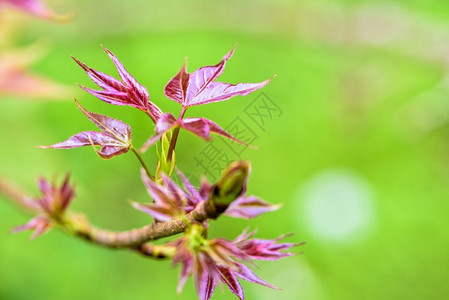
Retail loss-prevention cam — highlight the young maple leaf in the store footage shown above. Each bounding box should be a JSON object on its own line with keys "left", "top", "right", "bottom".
{"left": 141, "top": 46, "right": 271, "bottom": 152}
{"left": 232, "top": 230, "right": 300, "bottom": 261}
{"left": 131, "top": 170, "right": 191, "bottom": 222}
{"left": 73, "top": 46, "right": 163, "bottom": 123}
{"left": 164, "top": 46, "right": 272, "bottom": 108}
{"left": 140, "top": 113, "right": 248, "bottom": 152}
{"left": 170, "top": 225, "right": 299, "bottom": 300}
{"left": 0, "top": 0, "right": 71, "bottom": 22}
{"left": 40, "top": 99, "right": 132, "bottom": 159}
{"left": 12, "top": 174, "right": 75, "bottom": 239}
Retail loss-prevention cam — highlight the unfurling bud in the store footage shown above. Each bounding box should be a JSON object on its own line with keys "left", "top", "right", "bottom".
{"left": 210, "top": 161, "right": 250, "bottom": 214}
{"left": 155, "top": 131, "right": 176, "bottom": 181}
{"left": 12, "top": 174, "right": 75, "bottom": 239}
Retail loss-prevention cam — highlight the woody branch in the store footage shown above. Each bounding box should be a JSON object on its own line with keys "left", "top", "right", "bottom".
{"left": 0, "top": 175, "right": 221, "bottom": 251}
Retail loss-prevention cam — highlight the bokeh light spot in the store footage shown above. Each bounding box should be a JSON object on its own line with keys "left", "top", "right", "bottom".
{"left": 300, "top": 169, "right": 375, "bottom": 242}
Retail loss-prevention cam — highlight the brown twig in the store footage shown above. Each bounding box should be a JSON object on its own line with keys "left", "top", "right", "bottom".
{"left": 0, "top": 176, "right": 35, "bottom": 212}
{"left": 0, "top": 177, "right": 219, "bottom": 252}
{"left": 72, "top": 201, "right": 217, "bottom": 248}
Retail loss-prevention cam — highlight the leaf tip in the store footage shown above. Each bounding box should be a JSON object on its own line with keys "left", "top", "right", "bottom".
{"left": 273, "top": 203, "right": 283, "bottom": 211}
{"left": 129, "top": 200, "right": 139, "bottom": 209}
{"left": 71, "top": 56, "right": 89, "bottom": 71}
{"left": 100, "top": 44, "right": 113, "bottom": 56}
{"left": 73, "top": 98, "right": 85, "bottom": 112}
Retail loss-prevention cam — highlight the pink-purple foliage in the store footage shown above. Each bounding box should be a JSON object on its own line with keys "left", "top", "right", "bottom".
{"left": 13, "top": 174, "right": 74, "bottom": 239}
{"left": 0, "top": 0, "right": 70, "bottom": 21}
{"left": 11, "top": 46, "right": 301, "bottom": 300}
{"left": 164, "top": 47, "right": 271, "bottom": 108}
{"left": 171, "top": 227, "right": 299, "bottom": 300}
{"left": 133, "top": 167, "right": 279, "bottom": 222}
{"left": 40, "top": 100, "right": 133, "bottom": 159}
{"left": 73, "top": 46, "right": 162, "bottom": 122}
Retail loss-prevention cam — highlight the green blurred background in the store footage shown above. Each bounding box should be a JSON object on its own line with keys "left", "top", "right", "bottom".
{"left": 1, "top": 0, "right": 449, "bottom": 299}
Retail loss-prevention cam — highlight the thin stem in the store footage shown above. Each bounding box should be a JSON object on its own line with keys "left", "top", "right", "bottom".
{"left": 0, "top": 177, "right": 35, "bottom": 213}
{"left": 167, "top": 107, "right": 187, "bottom": 162}
{"left": 166, "top": 128, "right": 180, "bottom": 162}
{"left": 145, "top": 109, "right": 157, "bottom": 123}
{"left": 57, "top": 215, "right": 173, "bottom": 260}
{"left": 131, "top": 146, "right": 154, "bottom": 181}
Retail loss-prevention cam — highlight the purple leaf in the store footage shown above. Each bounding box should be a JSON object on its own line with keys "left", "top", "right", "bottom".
{"left": 12, "top": 216, "right": 52, "bottom": 240}
{"left": 132, "top": 170, "right": 186, "bottom": 221}
{"left": 36, "top": 174, "right": 74, "bottom": 213}
{"left": 171, "top": 237, "right": 195, "bottom": 294}
{"left": 131, "top": 202, "right": 175, "bottom": 223}
{"left": 12, "top": 174, "right": 75, "bottom": 240}
{"left": 185, "top": 48, "right": 235, "bottom": 105}
{"left": 139, "top": 113, "right": 178, "bottom": 152}
{"left": 0, "top": 43, "right": 73, "bottom": 100}
{"left": 73, "top": 46, "right": 162, "bottom": 122}
{"left": 164, "top": 46, "right": 271, "bottom": 108}
{"left": 211, "top": 239, "right": 248, "bottom": 263}
{"left": 187, "top": 80, "right": 271, "bottom": 106}
{"left": 235, "top": 234, "right": 298, "bottom": 261}
{"left": 224, "top": 196, "right": 281, "bottom": 219}
{"left": 232, "top": 228, "right": 255, "bottom": 244}
{"left": 72, "top": 56, "right": 125, "bottom": 91}
{"left": 56, "top": 173, "right": 74, "bottom": 211}
{"left": 36, "top": 177, "right": 52, "bottom": 212}
{"left": 164, "top": 60, "right": 190, "bottom": 105}
{"left": 41, "top": 100, "right": 132, "bottom": 159}
{"left": 140, "top": 171, "right": 178, "bottom": 207}
{"left": 177, "top": 170, "right": 202, "bottom": 207}
{"left": 44, "top": 131, "right": 111, "bottom": 149}
{"left": 199, "top": 176, "right": 212, "bottom": 200}
{"left": 169, "top": 226, "right": 294, "bottom": 300}
{"left": 181, "top": 117, "right": 249, "bottom": 145}
{"left": 140, "top": 113, "right": 249, "bottom": 152}
{"left": 34, "top": 174, "right": 75, "bottom": 215}
{"left": 161, "top": 174, "right": 186, "bottom": 208}
{"left": 216, "top": 266, "right": 244, "bottom": 300}
{"left": 2, "top": 0, "right": 70, "bottom": 21}
{"left": 165, "top": 47, "right": 234, "bottom": 106}
{"left": 155, "top": 113, "right": 178, "bottom": 133}
{"left": 194, "top": 254, "right": 217, "bottom": 300}
{"left": 234, "top": 262, "right": 280, "bottom": 290}
{"left": 177, "top": 255, "right": 193, "bottom": 294}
